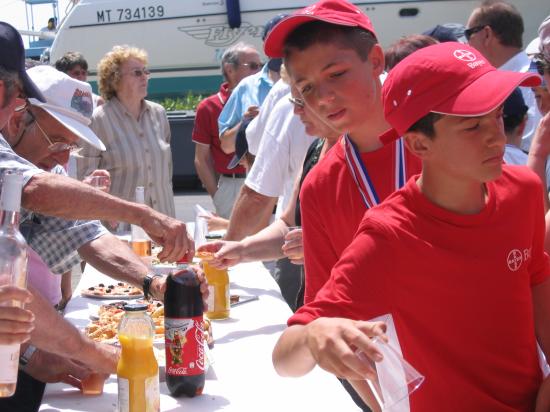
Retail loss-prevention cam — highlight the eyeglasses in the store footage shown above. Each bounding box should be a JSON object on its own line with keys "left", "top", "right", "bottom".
{"left": 239, "top": 62, "right": 263, "bottom": 71}
{"left": 17, "top": 105, "right": 79, "bottom": 153}
{"left": 126, "top": 68, "right": 151, "bottom": 77}
{"left": 534, "top": 57, "right": 550, "bottom": 76}
{"left": 288, "top": 96, "right": 305, "bottom": 109}
{"left": 464, "top": 25, "right": 487, "bottom": 41}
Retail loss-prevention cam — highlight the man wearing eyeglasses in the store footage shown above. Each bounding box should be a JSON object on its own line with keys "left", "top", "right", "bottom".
{"left": 465, "top": 1, "right": 542, "bottom": 152}
{"left": 0, "top": 23, "right": 122, "bottom": 412}
{"left": 193, "top": 42, "right": 261, "bottom": 219}
{"left": 0, "top": 24, "right": 195, "bottom": 301}
{"left": 0, "top": 25, "right": 204, "bottom": 408}
{"left": 217, "top": 14, "right": 287, "bottom": 157}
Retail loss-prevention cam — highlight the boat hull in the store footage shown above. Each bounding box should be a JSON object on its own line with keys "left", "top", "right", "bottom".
{"left": 49, "top": 0, "right": 550, "bottom": 97}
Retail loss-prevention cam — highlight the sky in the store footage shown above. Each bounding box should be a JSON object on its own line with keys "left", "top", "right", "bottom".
{"left": 2, "top": 0, "right": 72, "bottom": 46}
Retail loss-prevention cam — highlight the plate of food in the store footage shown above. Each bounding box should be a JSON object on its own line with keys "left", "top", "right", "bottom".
{"left": 81, "top": 282, "right": 143, "bottom": 299}
{"left": 84, "top": 300, "right": 214, "bottom": 348}
{"left": 85, "top": 299, "right": 164, "bottom": 344}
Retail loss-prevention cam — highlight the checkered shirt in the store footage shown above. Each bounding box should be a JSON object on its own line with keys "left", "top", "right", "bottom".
{"left": 20, "top": 165, "right": 108, "bottom": 274}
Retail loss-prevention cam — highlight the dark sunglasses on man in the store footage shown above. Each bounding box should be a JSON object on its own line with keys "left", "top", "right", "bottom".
{"left": 464, "top": 25, "right": 488, "bottom": 41}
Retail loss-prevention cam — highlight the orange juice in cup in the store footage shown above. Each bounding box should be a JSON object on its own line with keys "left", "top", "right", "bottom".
{"left": 81, "top": 373, "right": 107, "bottom": 395}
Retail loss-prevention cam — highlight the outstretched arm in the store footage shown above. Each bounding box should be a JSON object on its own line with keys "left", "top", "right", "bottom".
{"left": 273, "top": 318, "right": 386, "bottom": 379}
{"left": 23, "top": 173, "right": 193, "bottom": 262}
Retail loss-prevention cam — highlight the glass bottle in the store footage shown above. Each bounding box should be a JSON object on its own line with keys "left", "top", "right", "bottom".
{"left": 117, "top": 303, "right": 159, "bottom": 412}
{"left": 0, "top": 172, "right": 28, "bottom": 398}
{"left": 131, "top": 187, "right": 151, "bottom": 257}
{"left": 164, "top": 268, "right": 205, "bottom": 397}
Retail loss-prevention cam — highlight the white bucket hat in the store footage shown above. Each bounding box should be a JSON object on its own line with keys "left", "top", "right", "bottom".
{"left": 26, "top": 65, "right": 106, "bottom": 151}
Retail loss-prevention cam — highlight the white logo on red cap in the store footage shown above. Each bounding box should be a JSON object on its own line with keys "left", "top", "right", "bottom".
{"left": 453, "top": 49, "right": 477, "bottom": 62}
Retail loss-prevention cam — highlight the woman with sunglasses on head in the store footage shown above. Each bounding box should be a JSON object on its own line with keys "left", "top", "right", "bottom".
{"left": 77, "top": 45, "right": 176, "bottom": 224}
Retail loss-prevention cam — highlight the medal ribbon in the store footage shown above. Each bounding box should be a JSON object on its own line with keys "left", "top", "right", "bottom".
{"left": 343, "top": 134, "right": 407, "bottom": 209}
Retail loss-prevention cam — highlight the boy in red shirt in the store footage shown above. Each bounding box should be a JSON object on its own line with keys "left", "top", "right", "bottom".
{"left": 273, "top": 42, "right": 550, "bottom": 412}
{"left": 264, "top": 0, "right": 422, "bottom": 305}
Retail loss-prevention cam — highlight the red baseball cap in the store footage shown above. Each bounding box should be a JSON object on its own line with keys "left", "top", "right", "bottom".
{"left": 264, "top": 0, "right": 377, "bottom": 58}
{"left": 380, "top": 42, "right": 541, "bottom": 144}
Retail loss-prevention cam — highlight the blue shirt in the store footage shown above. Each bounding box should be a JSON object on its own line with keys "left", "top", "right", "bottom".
{"left": 217, "top": 64, "right": 275, "bottom": 136}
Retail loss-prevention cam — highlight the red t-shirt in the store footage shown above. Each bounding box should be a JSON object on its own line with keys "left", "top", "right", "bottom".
{"left": 192, "top": 83, "right": 246, "bottom": 175}
{"left": 291, "top": 165, "right": 550, "bottom": 412}
{"left": 300, "top": 137, "right": 422, "bottom": 303}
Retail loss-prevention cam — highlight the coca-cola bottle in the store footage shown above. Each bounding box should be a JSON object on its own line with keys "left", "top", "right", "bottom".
{"left": 164, "top": 266, "right": 205, "bottom": 397}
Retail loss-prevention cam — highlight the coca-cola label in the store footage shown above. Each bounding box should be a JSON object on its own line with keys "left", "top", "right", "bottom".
{"left": 165, "top": 316, "right": 204, "bottom": 376}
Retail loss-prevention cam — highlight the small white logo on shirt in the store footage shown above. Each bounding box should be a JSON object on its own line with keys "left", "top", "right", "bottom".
{"left": 507, "top": 249, "right": 523, "bottom": 271}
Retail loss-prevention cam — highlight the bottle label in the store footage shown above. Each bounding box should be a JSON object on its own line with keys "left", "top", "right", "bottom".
{"left": 165, "top": 316, "right": 204, "bottom": 376}
{"left": 118, "top": 375, "right": 160, "bottom": 412}
{"left": 0, "top": 344, "right": 19, "bottom": 383}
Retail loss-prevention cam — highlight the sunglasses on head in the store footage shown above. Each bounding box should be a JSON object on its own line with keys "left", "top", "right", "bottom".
{"left": 464, "top": 25, "right": 488, "bottom": 41}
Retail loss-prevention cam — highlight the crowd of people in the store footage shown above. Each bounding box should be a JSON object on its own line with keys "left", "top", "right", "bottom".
{"left": 1, "top": 0, "right": 550, "bottom": 411}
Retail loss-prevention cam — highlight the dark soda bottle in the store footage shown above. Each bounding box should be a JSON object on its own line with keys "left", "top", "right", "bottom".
{"left": 164, "top": 266, "right": 205, "bottom": 397}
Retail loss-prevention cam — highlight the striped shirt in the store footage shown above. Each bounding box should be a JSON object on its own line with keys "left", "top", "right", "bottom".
{"left": 77, "top": 97, "right": 175, "bottom": 217}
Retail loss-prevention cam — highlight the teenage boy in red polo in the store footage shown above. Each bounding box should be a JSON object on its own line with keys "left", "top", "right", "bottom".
{"left": 264, "top": 0, "right": 422, "bottom": 305}
{"left": 272, "top": 42, "right": 550, "bottom": 412}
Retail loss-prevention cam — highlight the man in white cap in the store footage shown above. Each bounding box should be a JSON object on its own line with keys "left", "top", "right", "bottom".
{"left": 2, "top": 66, "right": 189, "bottom": 304}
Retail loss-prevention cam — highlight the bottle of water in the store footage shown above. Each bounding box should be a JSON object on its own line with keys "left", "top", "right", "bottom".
{"left": 131, "top": 186, "right": 151, "bottom": 257}
{"left": 0, "top": 172, "right": 28, "bottom": 397}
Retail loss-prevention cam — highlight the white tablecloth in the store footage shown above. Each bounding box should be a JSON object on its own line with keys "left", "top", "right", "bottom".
{"left": 40, "top": 261, "right": 360, "bottom": 411}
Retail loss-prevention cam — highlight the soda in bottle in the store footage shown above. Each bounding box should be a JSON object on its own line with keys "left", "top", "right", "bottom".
{"left": 0, "top": 172, "right": 28, "bottom": 397}
{"left": 164, "top": 267, "right": 205, "bottom": 397}
{"left": 117, "top": 303, "right": 160, "bottom": 412}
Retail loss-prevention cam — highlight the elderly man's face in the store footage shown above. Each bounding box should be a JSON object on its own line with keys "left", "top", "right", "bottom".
{"left": 4, "top": 102, "right": 79, "bottom": 170}
{"left": 234, "top": 49, "right": 262, "bottom": 83}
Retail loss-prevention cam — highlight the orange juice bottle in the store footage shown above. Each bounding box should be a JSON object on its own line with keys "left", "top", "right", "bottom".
{"left": 117, "top": 303, "right": 160, "bottom": 412}
{"left": 202, "top": 259, "right": 230, "bottom": 320}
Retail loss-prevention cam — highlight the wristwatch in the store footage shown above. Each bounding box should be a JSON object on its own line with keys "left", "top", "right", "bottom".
{"left": 143, "top": 273, "right": 163, "bottom": 301}
{"left": 19, "top": 344, "right": 37, "bottom": 369}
